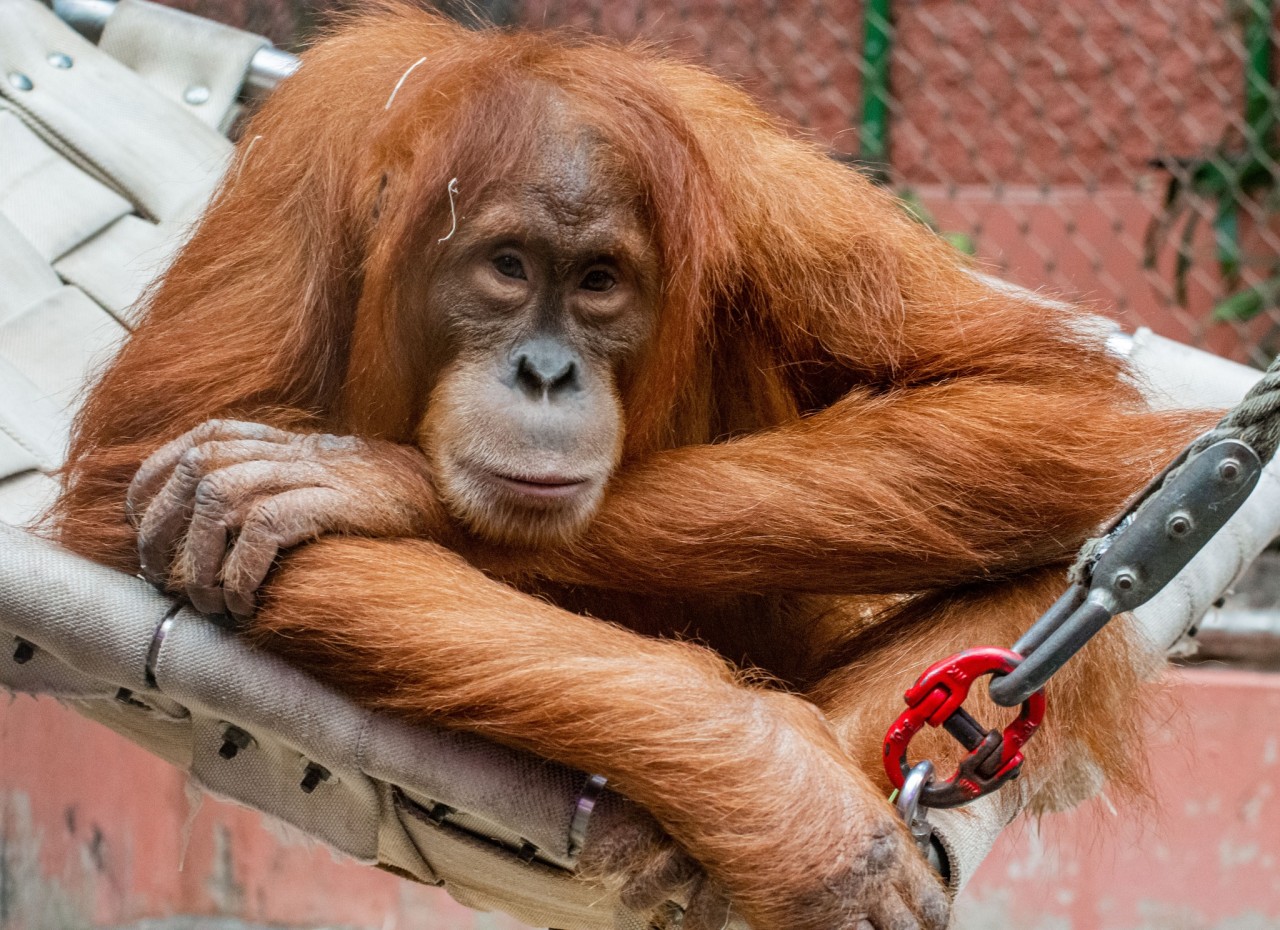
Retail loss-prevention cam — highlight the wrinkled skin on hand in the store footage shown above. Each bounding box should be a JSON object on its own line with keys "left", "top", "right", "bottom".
{"left": 127, "top": 419, "right": 439, "bottom": 620}
{"left": 575, "top": 794, "right": 708, "bottom": 921}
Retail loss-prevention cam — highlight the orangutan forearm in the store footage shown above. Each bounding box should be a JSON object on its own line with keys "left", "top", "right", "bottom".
{"left": 544, "top": 383, "right": 1211, "bottom": 596}
{"left": 249, "top": 535, "right": 947, "bottom": 930}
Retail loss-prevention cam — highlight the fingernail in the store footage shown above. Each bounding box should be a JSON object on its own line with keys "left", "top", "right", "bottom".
{"left": 188, "top": 587, "right": 223, "bottom": 617}
{"left": 226, "top": 592, "right": 255, "bottom": 622}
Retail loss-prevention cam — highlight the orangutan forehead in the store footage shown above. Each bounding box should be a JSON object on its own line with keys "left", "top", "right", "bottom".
{"left": 514, "top": 122, "right": 635, "bottom": 225}
{"left": 457, "top": 121, "right": 648, "bottom": 254}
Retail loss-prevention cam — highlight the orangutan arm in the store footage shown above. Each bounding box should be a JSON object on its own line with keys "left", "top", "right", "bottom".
{"left": 122, "top": 377, "right": 1210, "bottom": 612}
{"left": 540, "top": 380, "right": 1211, "bottom": 595}
{"left": 245, "top": 535, "right": 949, "bottom": 930}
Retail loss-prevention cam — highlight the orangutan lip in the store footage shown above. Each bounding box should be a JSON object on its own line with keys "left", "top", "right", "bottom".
{"left": 491, "top": 472, "right": 589, "bottom": 499}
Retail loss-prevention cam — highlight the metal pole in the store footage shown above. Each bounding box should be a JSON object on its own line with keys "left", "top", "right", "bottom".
{"left": 49, "top": 0, "right": 299, "bottom": 98}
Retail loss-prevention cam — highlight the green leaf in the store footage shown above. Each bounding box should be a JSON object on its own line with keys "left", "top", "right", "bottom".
{"left": 1212, "top": 274, "right": 1280, "bottom": 321}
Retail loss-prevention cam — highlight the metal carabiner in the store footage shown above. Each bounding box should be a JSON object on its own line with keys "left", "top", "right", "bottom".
{"left": 883, "top": 647, "right": 1045, "bottom": 809}
{"left": 894, "top": 760, "right": 936, "bottom": 854}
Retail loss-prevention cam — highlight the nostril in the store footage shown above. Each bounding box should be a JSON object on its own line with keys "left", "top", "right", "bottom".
{"left": 513, "top": 347, "right": 579, "bottom": 398}
{"left": 548, "top": 359, "right": 577, "bottom": 393}
{"left": 515, "top": 354, "right": 544, "bottom": 395}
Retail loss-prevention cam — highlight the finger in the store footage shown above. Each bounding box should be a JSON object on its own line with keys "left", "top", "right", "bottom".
{"left": 861, "top": 818, "right": 908, "bottom": 876}
{"left": 913, "top": 881, "right": 950, "bottom": 930}
{"left": 864, "top": 889, "right": 920, "bottom": 930}
{"left": 183, "top": 505, "right": 229, "bottom": 615}
{"left": 127, "top": 420, "right": 296, "bottom": 525}
{"left": 137, "top": 442, "right": 310, "bottom": 584}
{"left": 223, "top": 487, "right": 345, "bottom": 621}
{"left": 175, "top": 460, "right": 329, "bottom": 604}
{"left": 682, "top": 877, "right": 733, "bottom": 930}
{"left": 899, "top": 863, "right": 950, "bottom": 930}
{"left": 618, "top": 846, "right": 699, "bottom": 911}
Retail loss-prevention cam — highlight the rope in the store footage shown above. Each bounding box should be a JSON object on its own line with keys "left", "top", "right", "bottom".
{"left": 1185, "top": 354, "right": 1280, "bottom": 462}
{"left": 1070, "top": 353, "right": 1280, "bottom": 582}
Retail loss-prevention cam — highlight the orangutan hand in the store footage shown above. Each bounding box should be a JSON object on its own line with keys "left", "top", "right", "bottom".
{"left": 127, "top": 418, "right": 440, "bottom": 619}
{"left": 576, "top": 793, "right": 744, "bottom": 930}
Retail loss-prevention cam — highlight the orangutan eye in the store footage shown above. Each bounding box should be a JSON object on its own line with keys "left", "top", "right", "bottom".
{"left": 493, "top": 254, "right": 526, "bottom": 280}
{"left": 581, "top": 268, "right": 616, "bottom": 292}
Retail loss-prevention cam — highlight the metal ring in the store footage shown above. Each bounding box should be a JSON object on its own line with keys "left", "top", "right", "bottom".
{"left": 144, "top": 601, "right": 183, "bottom": 689}
{"left": 895, "top": 759, "right": 935, "bottom": 827}
{"left": 567, "top": 773, "right": 608, "bottom": 858}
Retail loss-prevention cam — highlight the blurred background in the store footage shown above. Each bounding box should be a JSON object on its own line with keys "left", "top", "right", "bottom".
{"left": 4, "top": 2, "right": 1280, "bottom": 929}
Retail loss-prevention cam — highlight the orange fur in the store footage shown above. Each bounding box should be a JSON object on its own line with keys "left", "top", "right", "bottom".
{"left": 49, "top": 7, "right": 1215, "bottom": 929}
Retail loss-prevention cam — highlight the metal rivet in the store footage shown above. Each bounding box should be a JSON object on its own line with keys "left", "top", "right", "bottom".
{"left": 183, "top": 84, "right": 210, "bottom": 105}
{"left": 7, "top": 72, "right": 33, "bottom": 91}
{"left": 1218, "top": 458, "right": 1241, "bottom": 482}
{"left": 218, "top": 724, "right": 253, "bottom": 760}
{"left": 115, "top": 687, "right": 149, "bottom": 709}
{"left": 1114, "top": 571, "right": 1136, "bottom": 591}
{"left": 425, "top": 801, "right": 454, "bottom": 825}
{"left": 299, "top": 762, "right": 330, "bottom": 794}
{"left": 47, "top": 52, "right": 72, "bottom": 69}
{"left": 12, "top": 638, "right": 35, "bottom": 664}
{"left": 1166, "top": 513, "right": 1193, "bottom": 538}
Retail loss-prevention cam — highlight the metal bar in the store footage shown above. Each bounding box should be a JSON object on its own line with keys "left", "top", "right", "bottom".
{"left": 992, "top": 439, "right": 1264, "bottom": 707}
{"left": 940, "top": 707, "right": 987, "bottom": 752}
{"left": 989, "top": 597, "right": 1115, "bottom": 707}
{"left": 50, "top": 0, "right": 299, "bottom": 97}
{"left": 1010, "top": 583, "right": 1087, "bottom": 657}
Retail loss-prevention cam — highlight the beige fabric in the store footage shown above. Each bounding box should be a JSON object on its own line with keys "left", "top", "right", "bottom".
{"left": 1125, "top": 326, "right": 1262, "bottom": 413}
{"left": 0, "top": 471, "right": 56, "bottom": 527}
{"left": 927, "top": 790, "right": 1024, "bottom": 893}
{"left": 0, "top": 213, "right": 61, "bottom": 325}
{"left": 100, "top": 0, "right": 269, "bottom": 134}
{"left": 0, "top": 0, "right": 232, "bottom": 530}
{"left": 0, "top": 109, "right": 132, "bottom": 262}
{"left": 0, "top": 525, "right": 640, "bottom": 929}
{"left": 0, "top": 0, "right": 230, "bottom": 224}
{"left": 0, "top": 285, "right": 127, "bottom": 407}
{"left": 54, "top": 213, "right": 188, "bottom": 325}
{"left": 0, "top": 356, "right": 67, "bottom": 474}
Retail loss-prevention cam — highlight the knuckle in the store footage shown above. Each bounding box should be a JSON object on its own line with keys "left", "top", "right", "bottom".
{"left": 193, "top": 474, "right": 231, "bottom": 511}
{"left": 863, "top": 826, "right": 900, "bottom": 873}
{"left": 245, "top": 499, "right": 283, "bottom": 538}
{"left": 177, "top": 445, "right": 210, "bottom": 477}
{"left": 196, "top": 418, "right": 227, "bottom": 439}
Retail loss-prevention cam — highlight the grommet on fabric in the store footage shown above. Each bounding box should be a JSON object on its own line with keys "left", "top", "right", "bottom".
{"left": 217, "top": 723, "right": 253, "bottom": 759}
{"left": 7, "top": 72, "right": 33, "bottom": 91}
{"left": 47, "top": 52, "right": 73, "bottom": 68}
{"left": 299, "top": 762, "right": 330, "bottom": 793}
{"left": 12, "top": 638, "right": 35, "bottom": 664}
{"left": 183, "top": 84, "right": 210, "bottom": 105}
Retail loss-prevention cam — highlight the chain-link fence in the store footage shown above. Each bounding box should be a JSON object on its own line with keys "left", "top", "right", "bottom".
{"left": 177, "top": 0, "right": 1280, "bottom": 366}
